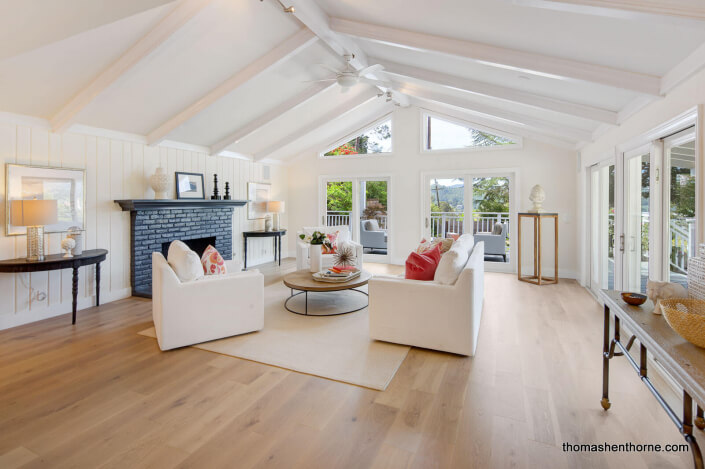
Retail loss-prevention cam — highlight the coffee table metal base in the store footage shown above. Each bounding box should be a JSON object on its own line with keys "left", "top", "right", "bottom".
{"left": 285, "top": 288, "right": 369, "bottom": 316}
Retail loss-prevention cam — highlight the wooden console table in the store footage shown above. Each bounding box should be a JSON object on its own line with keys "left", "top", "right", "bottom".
{"left": 0, "top": 249, "right": 108, "bottom": 325}
{"left": 601, "top": 290, "right": 705, "bottom": 469}
{"left": 517, "top": 212, "right": 558, "bottom": 285}
{"left": 243, "top": 230, "right": 286, "bottom": 270}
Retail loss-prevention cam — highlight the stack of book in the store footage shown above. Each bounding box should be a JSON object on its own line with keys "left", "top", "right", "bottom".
{"left": 313, "top": 266, "right": 361, "bottom": 283}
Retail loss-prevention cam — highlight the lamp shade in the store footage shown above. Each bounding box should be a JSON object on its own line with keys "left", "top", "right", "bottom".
{"left": 266, "top": 200, "right": 285, "bottom": 213}
{"left": 10, "top": 199, "right": 58, "bottom": 226}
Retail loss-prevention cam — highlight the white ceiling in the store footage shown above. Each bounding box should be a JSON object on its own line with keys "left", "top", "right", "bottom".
{"left": 0, "top": 0, "right": 704, "bottom": 162}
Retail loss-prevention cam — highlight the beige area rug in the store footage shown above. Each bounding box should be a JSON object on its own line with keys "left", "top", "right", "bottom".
{"left": 138, "top": 282, "right": 410, "bottom": 390}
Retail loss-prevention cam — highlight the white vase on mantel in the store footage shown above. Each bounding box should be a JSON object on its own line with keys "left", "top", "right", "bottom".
{"left": 150, "top": 167, "right": 170, "bottom": 200}
{"left": 310, "top": 244, "right": 323, "bottom": 273}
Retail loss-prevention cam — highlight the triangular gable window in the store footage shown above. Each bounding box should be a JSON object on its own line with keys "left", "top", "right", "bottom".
{"left": 424, "top": 114, "right": 518, "bottom": 150}
{"left": 323, "top": 119, "right": 392, "bottom": 157}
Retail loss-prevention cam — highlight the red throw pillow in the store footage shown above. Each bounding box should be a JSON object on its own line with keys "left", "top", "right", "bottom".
{"left": 405, "top": 244, "right": 441, "bottom": 281}
{"left": 201, "top": 245, "right": 227, "bottom": 275}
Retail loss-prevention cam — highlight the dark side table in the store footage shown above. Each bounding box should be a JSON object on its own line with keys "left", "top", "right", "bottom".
{"left": 243, "top": 230, "right": 286, "bottom": 269}
{"left": 0, "top": 249, "right": 108, "bottom": 324}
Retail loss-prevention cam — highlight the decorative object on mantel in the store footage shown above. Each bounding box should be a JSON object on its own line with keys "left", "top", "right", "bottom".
{"left": 61, "top": 237, "right": 76, "bottom": 258}
{"left": 646, "top": 280, "right": 687, "bottom": 315}
{"left": 266, "top": 200, "right": 285, "bottom": 231}
{"left": 224, "top": 182, "right": 231, "bottom": 200}
{"left": 688, "top": 243, "right": 705, "bottom": 301}
{"left": 528, "top": 184, "right": 546, "bottom": 213}
{"left": 247, "top": 181, "right": 271, "bottom": 220}
{"left": 211, "top": 174, "right": 221, "bottom": 200}
{"left": 150, "top": 167, "right": 170, "bottom": 200}
{"left": 6, "top": 164, "right": 84, "bottom": 235}
{"left": 264, "top": 214, "right": 273, "bottom": 231}
{"left": 660, "top": 298, "right": 705, "bottom": 348}
{"left": 67, "top": 226, "right": 83, "bottom": 255}
{"left": 10, "top": 199, "right": 58, "bottom": 261}
{"left": 175, "top": 172, "right": 205, "bottom": 200}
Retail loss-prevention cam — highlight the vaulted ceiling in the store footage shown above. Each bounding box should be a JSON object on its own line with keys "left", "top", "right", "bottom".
{"left": 1, "top": 0, "right": 704, "bottom": 162}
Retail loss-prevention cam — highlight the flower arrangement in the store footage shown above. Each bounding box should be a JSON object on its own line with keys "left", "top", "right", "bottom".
{"left": 299, "top": 231, "right": 326, "bottom": 245}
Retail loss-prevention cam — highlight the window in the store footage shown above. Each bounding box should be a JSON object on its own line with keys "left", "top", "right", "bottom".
{"left": 423, "top": 113, "right": 519, "bottom": 151}
{"left": 322, "top": 119, "right": 392, "bottom": 157}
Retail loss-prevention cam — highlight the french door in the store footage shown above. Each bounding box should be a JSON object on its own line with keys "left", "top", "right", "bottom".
{"left": 319, "top": 176, "right": 391, "bottom": 263}
{"left": 422, "top": 171, "right": 516, "bottom": 273}
{"left": 589, "top": 162, "right": 616, "bottom": 294}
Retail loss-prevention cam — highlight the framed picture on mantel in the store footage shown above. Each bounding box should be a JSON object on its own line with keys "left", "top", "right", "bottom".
{"left": 175, "top": 172, "right": 205, "bottom": 200}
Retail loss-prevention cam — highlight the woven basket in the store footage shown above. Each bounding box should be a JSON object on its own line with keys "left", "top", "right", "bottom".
{"left": 660, "top": 299, "right": 705, "bottom": 348}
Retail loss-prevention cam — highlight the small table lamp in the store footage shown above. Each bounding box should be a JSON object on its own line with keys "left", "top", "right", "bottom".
{"left": 266, "top": 201, "right": 285, "bottom": 231}
{"left": 10, "top": 199, "right": 58, "bottom": 261}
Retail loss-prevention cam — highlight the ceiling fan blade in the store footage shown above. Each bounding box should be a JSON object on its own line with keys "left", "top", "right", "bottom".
{"left": 339, "top": 85, "right": 350, "bottom": 93}
{"left": 302, "top": 78, "right": 337, "bottom": 83}
{"left": 359, "top": 77, "right": 392, "bottom": 88}
{"left": 358, "top": 63, "right": 384, "bottom": 77}
{"left": 314, "top": 63, "right": 340, "bottom": 74}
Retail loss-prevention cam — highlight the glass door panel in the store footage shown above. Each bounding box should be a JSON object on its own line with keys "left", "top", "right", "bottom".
{"left": 589, "top": 163, "right": 615, "bottom": 292}
{"left": 665, "top": 129, "right": 696, "bottom": 287}
{"left": 472, "top": 177, "right": 510, "bottom": 264}
{"left": 359, "top": 179, "right": 388, "bottom": 255}
{"left": 624, "top": 152, "right": 650, "bottom": 293}
{"left": 428, "top": 177, "right": 465, "bottom": 238}
{"left": 325, "top": 181, "right": 353, "bottom": 231}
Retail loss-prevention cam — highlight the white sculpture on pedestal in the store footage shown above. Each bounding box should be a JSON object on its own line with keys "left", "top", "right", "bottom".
{"left": 528, "top": 184, "right": 546, "bottom": 213}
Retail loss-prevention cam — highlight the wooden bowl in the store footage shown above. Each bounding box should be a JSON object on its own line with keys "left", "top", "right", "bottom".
{"left": 621, "top": 292, "right": 647, "bottom": 306}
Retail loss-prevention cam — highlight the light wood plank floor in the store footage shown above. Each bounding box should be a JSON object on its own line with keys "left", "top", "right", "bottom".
{"left": 0, "top": 260, "right": 695, "bottom": 468}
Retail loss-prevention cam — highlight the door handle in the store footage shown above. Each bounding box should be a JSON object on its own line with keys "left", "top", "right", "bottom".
{"left": 620, "top": 234, "right": 625, "bottom": 252}
{"left": 425, "top": 218, "right": 429, "bottom": 228}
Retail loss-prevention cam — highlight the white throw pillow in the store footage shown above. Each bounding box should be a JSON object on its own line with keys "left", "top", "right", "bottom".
{"left": 167, "top": 240, "right": 204, "bottom": 282}
{"left": 434, "top": 241, "right": 471, "bottom": 285}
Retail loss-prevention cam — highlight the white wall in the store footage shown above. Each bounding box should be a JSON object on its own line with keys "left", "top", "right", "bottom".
{"left": 287, "top": 106, "right": 579, "bottom": 277}
{"left": 577, "top": 67, "right": 705, "bottom": 286}
{"left": 0, "top": 113, "right": 287, "bottom": 330}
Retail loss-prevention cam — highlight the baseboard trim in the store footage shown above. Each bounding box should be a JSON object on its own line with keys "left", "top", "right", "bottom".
{"left": 0, "top": 287, "right": 131, "bottom": 331}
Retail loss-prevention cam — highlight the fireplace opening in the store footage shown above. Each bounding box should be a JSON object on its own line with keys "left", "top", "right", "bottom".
{"left": 161, "top": 236, "right": 216, "bottom": 259}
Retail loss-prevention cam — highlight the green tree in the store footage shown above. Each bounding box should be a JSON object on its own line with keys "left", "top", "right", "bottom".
{"left": 473, "top": 177, "right": 509, "bottom": 213}
{"left": 365, "top": 181, "right": 387, "bottom": 209}
{"left": 326, "top": 182, "right": 352, "bottom": 211}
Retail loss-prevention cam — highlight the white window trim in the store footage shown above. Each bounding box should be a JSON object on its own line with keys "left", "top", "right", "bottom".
{"left": 318, "top": 113, "right": 394, "bottom": 159}
{"left": 420, "top": 109, "right": 523, "bottom": 154}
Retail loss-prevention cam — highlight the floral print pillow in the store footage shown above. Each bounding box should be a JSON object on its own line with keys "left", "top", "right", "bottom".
{"left": 201, "top": 245, "right": 228, "bottom": 275}
{"left": 322, "top": 231, "right": 339, "bottom": 254}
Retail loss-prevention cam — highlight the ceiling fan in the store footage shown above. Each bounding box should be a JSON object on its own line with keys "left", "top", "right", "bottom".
{"left": 308, "top": 54, "right": 385, "bottom": 92}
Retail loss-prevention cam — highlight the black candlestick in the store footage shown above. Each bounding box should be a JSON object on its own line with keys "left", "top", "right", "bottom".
{"left": 211, "top": 174, "right": 221, "bottom": 200}
{"left": 224, "top": 182, "right": 231, "bottom": 200}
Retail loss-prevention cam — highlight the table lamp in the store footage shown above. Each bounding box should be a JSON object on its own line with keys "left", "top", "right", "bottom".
{"left": 266, "top": 201, "right": 285, "bottom": 231}
{"left": 10, "top": 199, "right": 58, "bottom": 261}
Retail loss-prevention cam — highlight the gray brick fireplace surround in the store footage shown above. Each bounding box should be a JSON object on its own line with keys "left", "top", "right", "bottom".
{"left": 115, "top": 200, "right": 246, "bottom": 298}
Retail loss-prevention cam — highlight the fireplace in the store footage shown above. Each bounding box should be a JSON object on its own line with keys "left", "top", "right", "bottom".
{"left": 115, "top": 199, "right": 246, "bottom": 298}
{"left": 161, "top": 236, "right": 215, "bottom": 259}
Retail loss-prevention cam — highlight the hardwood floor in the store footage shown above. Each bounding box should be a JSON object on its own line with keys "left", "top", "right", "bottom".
{"left": 0, "top": 260, "right": 694, "bottom": 468}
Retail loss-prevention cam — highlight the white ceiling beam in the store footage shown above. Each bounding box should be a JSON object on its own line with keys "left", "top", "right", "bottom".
{"left": 661, "top": 42, "right": 705, "bottom": 95}
{"left": 147, "top": 28, "right": 317, "bottom": 145}
{"left": 285, "top": 0, "right": 409, "bottom": 107}
{"left": 374, "top": 58, "right": 619, "bottom": 125}
{"left": 330, "top": 17, "right": 662, "bottom": 96}
{"left": 49, "top": 0, "right": 214, "bottom": 133}
{"left": 394, "top": 83, "right": 594, "bottom": 142}
{"left": 414, "top": 98, "right": 579, "bottom": 150}
{"left": 504, "top": 0, "right": 705, "bottom": 26}
{"left": 210, "top": 82, "right": 335, "bottom": 155}
{"left": 252, "top": 89, "right": 379, "bottom": 161}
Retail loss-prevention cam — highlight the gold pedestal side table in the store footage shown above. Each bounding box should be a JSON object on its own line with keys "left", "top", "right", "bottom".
{"left": 517, "top": 212, "right": 558, "bottom": 285}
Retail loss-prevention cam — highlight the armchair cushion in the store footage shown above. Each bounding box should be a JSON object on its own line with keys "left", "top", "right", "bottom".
{"left": 201, "top": 245, "right": 227, "bottom": 275}
{"left": 434, "top": 237, "right": 472, "bottom": 285}
{"left": 167, "top": 240, "right": 204, "bottom": 282}
{"left": 363, "top": 219, "right": 381, "bottom": 231}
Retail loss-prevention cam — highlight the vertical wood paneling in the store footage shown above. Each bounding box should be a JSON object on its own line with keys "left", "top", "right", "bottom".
{"left": 0, "top": 124, "right": 16, "bottom": 315}
{"left": 0, "top": 122, "right": 287, "bottom": 330}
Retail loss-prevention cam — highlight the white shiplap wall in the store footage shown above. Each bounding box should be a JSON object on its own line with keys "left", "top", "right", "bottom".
{"left": 0, "top": 119, "right": 288, "bottom": 330}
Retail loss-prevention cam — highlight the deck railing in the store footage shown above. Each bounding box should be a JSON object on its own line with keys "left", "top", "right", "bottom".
{"left": 429, "top": 212, "right": 510, "bottom": 240}
{"left": 325, "top": 211, "right": 388, "bottom": 230}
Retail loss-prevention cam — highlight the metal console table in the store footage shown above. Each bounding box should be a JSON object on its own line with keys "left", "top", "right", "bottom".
{"left": 601, "top": 290, "right": 705, "bottom": 469}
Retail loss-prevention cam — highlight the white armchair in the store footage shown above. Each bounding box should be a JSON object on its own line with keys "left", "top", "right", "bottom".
{"left": 152, "top": 252, "right": 264, "bottom": 351}
{"left": 368, "top": 242, "right": 484, "bottom": 356}
{"left": 295, "top": 225, "right": 363, "bottom": 271}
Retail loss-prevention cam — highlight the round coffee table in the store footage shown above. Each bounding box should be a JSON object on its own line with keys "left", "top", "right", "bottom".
{"left": 282, "top": 269, "right": 372, "bottom": 316}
